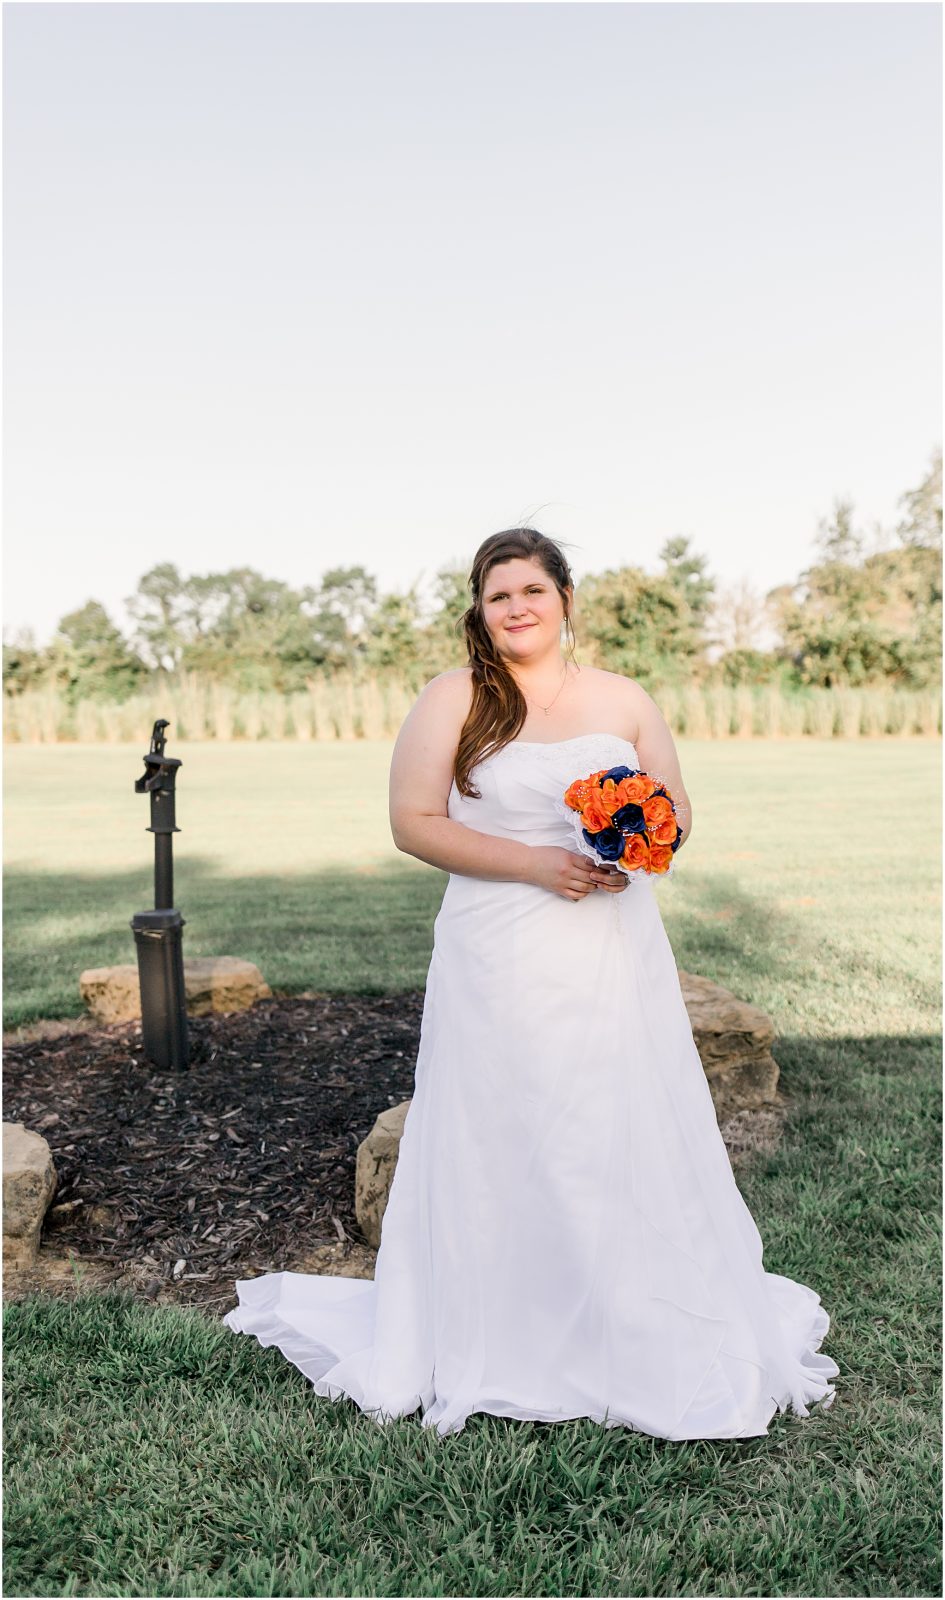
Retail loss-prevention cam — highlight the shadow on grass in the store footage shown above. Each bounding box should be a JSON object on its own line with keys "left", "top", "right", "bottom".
{"left": 3, "top": 856, "right": 447, "bottom": 1027}
{"left": 658, "top": 864, "right": 942, "bottom": 1024}
{"left": 3, "top": 857, "right": 929, "bottom": 1030}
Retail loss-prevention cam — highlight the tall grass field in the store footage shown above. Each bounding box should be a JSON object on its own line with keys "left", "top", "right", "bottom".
{"left": 4, "top": 670, "right": 942, "bottom": 744}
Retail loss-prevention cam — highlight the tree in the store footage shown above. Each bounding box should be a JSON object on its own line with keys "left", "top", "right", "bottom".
{"left": 896, "top": 447, "right": 942, "bottom": 550}
{"left": 310, "top": 567, "right": 379, "bottom": 673}
{"left": 707, "top": 580, "right": 782, "bottom": 685}
{"left": 658, "top": 536, "right": 715, "bottom": 634}
{"left": 768, "top": 465, "right": 942, "bottom": 688}
{"left": 413, "top": 564, "right": 473, "bottom": 675}
{"left": 813, "top": 496, "right": 865, "bottom": 566}
{"left": 125, "top": 565, "right": 342, "bottom": 690}
{"left": 708, "top": 578, "right": 775, "bottom": 654}
{"left": 46, "top": 601, "right": 146, "bottom": 703}
{"left": 363, "top": 584, "right": 428, "bottom": 673}
{"left": 125, "top": 564, "right": 196, "bottom": 674}
{"left": 180, "top": 568, "right": 318, "bottom": 688}
{"left": 2, "top": 627, "right": 46, "bottom": 696}
{"left": 574, "top": 566, "right": 700, "bottom": 687}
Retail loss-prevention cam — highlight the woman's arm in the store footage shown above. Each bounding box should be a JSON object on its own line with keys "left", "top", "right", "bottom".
{"left": 627, "top": 680, "right": 694, "bottom": 851}
{"left": 389, "top": 672, "right": 533, "bottom": 882}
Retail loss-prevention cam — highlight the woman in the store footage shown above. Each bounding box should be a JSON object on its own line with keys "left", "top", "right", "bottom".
{"left": 224, "top": 526, "right": 839, "bottom": 1438}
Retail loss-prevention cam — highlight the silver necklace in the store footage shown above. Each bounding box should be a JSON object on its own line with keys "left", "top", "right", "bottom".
{"left": 524, "top": 660, "right": 570, "bottom": 715}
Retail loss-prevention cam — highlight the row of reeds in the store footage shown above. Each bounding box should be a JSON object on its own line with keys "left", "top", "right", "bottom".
{"left": 3, "top": 673, "right": 942, "bottom": 743}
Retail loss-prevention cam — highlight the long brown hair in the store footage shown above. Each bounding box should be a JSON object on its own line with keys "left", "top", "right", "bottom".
{"left": 453, "top": 527, "right": 579, "bottom": 799}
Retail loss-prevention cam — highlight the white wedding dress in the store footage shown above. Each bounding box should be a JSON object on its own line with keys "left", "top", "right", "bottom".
{"left": 223, "top": 733, "right": 839, "bottom": 1438}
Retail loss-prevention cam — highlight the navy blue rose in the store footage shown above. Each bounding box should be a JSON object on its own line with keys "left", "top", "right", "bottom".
{"left": 611, "top": 802, "right": 647, "bottom": 835}
{"left": 598, "top": 764, "right": 638, "bottom": 785}
{"left": 670, "top": 825, "right": 683, "bottom": 852}
{"left": 582, "top": 825, "right": 625, "bottom": 862}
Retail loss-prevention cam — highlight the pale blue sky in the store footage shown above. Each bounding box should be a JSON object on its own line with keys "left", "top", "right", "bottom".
{"left": 3, "top": 1, "right": 941, "bottom": 647}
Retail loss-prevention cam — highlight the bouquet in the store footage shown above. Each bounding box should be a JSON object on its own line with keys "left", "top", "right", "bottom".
{"left": 558, "top": 761, "right": 683, "bottom": 878}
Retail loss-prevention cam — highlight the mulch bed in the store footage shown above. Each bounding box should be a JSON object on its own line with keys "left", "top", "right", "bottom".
{"left": 3, "top": 994, "right": 425, "bottom": 1312}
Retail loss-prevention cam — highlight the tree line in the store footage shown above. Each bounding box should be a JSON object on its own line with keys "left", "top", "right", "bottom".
{"left": 4, "top": 450, "right": 940, "bottom": 706}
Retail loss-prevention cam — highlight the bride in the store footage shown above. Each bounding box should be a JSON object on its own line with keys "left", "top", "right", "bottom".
{"left": 224, "top": 526, "right": 840, "bottom": 1438}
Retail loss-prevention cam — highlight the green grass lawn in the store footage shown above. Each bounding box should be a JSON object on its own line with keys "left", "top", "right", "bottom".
{"left": 4, "top": 738, "right": 941, "bottom": 1035}
{"left": 3, "top": 738, "right": 942, "bottom": 1597}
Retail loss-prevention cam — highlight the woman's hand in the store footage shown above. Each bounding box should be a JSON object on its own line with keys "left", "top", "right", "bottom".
{"left": 588, "top": 862, "right": 629, "bottom": 893}
{"left": 525, "top": 847, "right": 629, "bottom": 902}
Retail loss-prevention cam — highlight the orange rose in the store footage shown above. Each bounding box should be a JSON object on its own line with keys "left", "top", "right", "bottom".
{"left": 597, "top": 777, "right": 624, "bottom": 817}
{"left": 621, "top": 833, "right": 650, "bottom": 872}
{"left": 649, "top": 816, "right": 678, "bottom": 845}
{"left": 648, "top": 844, "right": 673, "bottom": 874}
{"left": 564, "top": 778, "right": 596, "bottom": 810}
{"left": 581, "top": 796, "right": 614, "bottom": 832}
{"left": 642, "top": 794, "right": 674, "bottom": 829}
{"left": 618, "top": 773, "right": 657, "bottom": 805}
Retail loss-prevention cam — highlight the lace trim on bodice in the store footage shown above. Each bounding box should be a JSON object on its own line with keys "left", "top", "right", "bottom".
{"left": 486, "top": 732, "right": 640, "bottom": 766}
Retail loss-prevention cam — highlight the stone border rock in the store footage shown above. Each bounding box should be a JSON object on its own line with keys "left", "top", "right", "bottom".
{"left": 3, "top": 1123, "right": 58, "bottom": 1268}
{"left": 79, "top": 957, "right": 272, "bottom": 1024}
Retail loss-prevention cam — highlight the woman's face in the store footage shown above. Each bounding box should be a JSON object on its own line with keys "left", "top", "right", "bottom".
{"left": 480, "top": 558, "right": 570, "bottom": 664}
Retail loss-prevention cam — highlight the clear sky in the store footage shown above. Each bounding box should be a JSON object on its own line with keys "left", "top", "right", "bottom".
{"left": 3, "top": 1, "right": 941, "bottom": 647}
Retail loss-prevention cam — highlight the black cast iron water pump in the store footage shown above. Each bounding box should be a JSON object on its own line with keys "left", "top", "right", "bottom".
{"left": 131, "top": 719, "right": 189, "bottom": 1069}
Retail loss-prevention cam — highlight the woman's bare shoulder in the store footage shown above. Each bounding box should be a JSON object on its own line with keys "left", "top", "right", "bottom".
{"left": 580, "top": 666, "right": 651, "bottom": 737}
{"left": 593, "top": 666, "right": 656, "bottom": 703}
{"left": 586, "top": 664, "right": 643, "bottom": 689}
{"left": 414, "top": 667, "right": 475, "bottom": 726}
{"left": 425, "top": 665, "right": 473, "bottom": 700}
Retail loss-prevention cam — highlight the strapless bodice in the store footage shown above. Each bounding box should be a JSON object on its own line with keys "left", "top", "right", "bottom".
{"left": 447, "top": 732, "right": 641, "bottom": 856}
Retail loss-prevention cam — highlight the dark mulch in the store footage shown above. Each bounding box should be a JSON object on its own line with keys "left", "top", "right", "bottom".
{"left": 3, "top": 994, "right": 424, "bottom": 1310}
